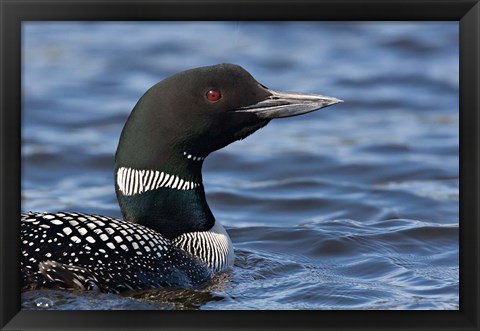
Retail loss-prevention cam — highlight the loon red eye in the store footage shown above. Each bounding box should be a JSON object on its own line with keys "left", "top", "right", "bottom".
{"left": 206, "top": 90, "right": 222, "bottom": 102}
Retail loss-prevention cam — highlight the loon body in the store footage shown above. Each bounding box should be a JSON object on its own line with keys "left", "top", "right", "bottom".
{"left": 21, "top": 63, "right": 342, "bottom": 293}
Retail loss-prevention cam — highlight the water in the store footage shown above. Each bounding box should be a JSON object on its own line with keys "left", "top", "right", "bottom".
{"left": 21, "top": 22, "right": 459, "bottom": 310}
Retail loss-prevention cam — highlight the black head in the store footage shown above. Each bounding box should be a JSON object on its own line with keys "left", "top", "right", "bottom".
{"left": 116, "top": 63, "right": 342, "bottom": 170}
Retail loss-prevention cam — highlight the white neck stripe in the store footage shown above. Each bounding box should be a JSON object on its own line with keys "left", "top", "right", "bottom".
{"left": 172, "top": 222, "right": 234, "bottom": 273}
{"left": 183, "top": 151, "right": 205, "bottom": 161}
{"left": 117, "top": 167, "right": 201, "bottom": 196}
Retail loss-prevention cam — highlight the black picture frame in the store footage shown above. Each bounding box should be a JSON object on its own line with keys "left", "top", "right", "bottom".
{"left": 1, "top": 0, "right": 478, "bottom": 330}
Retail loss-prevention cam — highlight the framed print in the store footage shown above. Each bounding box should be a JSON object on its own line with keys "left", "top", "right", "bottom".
{"left": 1, "top": 0, "right": 479, "bottom": 330}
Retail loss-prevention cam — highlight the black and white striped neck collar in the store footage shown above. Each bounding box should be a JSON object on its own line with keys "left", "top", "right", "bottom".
{"left": 117, "top": 167, "right": 202, "bottom": 196}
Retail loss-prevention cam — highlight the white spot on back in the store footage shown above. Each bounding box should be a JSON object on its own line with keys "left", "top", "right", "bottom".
{"left": 71, "top": 236, "right": 81, "bottom": 243}
{"left": 86, "top": 236, "right": 96, "bottom": 243}
{"left": 86, "top": 223, "right": 96, "bottom": 229}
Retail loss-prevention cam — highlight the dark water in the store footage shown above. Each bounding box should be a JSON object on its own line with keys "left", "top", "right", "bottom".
{"left": 21, "top": 22, "right": 459, "bottom": 310}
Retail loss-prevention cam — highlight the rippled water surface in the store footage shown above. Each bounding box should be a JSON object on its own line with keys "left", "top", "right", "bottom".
{"left": 21, "top": 22, "right": 459, "bottom": 310}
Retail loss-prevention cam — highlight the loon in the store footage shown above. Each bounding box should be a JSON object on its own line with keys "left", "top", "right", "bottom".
{"left": 21, "top": 63, "right": 342, "bottom": 293}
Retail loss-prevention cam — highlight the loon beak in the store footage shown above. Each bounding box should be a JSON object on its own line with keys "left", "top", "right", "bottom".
{"left": 237, "top": 89, "right": 343, "bottom": 119}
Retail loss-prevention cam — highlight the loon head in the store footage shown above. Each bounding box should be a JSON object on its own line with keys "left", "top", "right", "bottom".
{"left": 115, "top": 63, "right": 342, "bottom": 239}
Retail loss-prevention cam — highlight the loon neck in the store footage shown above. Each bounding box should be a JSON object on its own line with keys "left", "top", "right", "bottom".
{"left": 115, "top": 151, "right": 215, "bottom": 239}
{"left": 114, "top": 90, "right": 218, "bottom": 239}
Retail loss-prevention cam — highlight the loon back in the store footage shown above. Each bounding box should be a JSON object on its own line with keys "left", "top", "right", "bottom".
{"left": 21, "top": 63, "right": 342, "bottom": 293}
{"left": 21, "top": 212, "right": 213, "bottom": 293}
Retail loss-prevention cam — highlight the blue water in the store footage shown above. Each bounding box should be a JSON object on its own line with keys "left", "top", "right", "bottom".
{"left": 21, "top": 22, "right": 459, "bottom": 310}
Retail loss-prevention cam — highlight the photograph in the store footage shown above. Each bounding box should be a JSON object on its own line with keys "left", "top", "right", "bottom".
{"left": 20, "top": 21, "right": 459, "bottom": 310}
